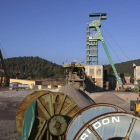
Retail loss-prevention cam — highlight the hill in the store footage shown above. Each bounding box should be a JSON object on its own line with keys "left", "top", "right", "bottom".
{"left": 0, "top": 56, "right": 64, "bottom": 79}
{"left": 1, "top": 57, "right": 140, "bottom": 80}
{"left": 105, "top": 59, "right": 140, "bottom": 78}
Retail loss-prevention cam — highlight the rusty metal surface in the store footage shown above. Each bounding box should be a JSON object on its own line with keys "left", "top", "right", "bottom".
{"left": 16, "top": 91, "right": 80, "bottom": 140}
{"left": 35, "top": 92, "right": 79, "bottom": 139}
{"left": 15, "top": 90, "right": 52, "bottom": 135}
{"left": 48, "top": 115, "right": 67, "bottom": 136}
{"left": 65, "top": 103, "right": 125, "bottom": 140}
{"left": 73, "top": 112, "right": 140, "bottom": 140}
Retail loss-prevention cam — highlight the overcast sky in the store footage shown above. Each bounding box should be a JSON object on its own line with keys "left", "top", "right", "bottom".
{"left": 0, "top": 0, "right": 140, "bottom": 65}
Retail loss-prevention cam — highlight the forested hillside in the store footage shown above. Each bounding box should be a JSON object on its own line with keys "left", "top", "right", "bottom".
{"left": 0, "top": 56, "right": 64, "bottom": 79}
{"left": 1, "top": 56, "right": 140, "bottom": 79}
{"left": 105, "top": 59, "right": 140, "bottom": 78}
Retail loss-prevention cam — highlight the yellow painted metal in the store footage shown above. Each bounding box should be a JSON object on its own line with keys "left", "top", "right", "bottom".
{"left": 138, "top": 109, "right": 140, "bottom": 115}
{"left": 30, "top": 85, "right": 34, "bottom": 89}
{"left": 91, "top": 20, "right": 100, "bottom": 24}
{"left": 136, "top": 102, "right": 140, "bottom": 112}
{"left": 94, "top": 33, "right": 100, "bottom": 37}
{"left": 48, "top": 85, "right": 52, "bottom": 88}
{"left": 63, "top": 66, "right": 84, "bottom": 68}
{"left": 10, "top": 78, "right": 36, "bottom": 85}
{"left": 38, "top": 85, "right": 42, "bottom": 89}
{"left": 58, "top": 85, "right": 61, "bottom": 88}
{"left": 119, "top": 87, "right": 125, "bottom": 91}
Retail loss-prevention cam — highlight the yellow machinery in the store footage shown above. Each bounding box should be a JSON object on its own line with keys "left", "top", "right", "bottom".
{"left": 130, "top": 94, "right": 140, "bottom": 116}
{"left": 135, "top": 95, "right": 140, "bottom": 116}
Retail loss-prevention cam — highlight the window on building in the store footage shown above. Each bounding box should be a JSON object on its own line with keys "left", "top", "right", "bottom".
{"left": 97, "top": 69, "right": 101, "bottom": 73}
{"left": 85, "top": 69, "right": 87, "bottom": 73}
{"left": 90, "top": 69, "right": 94, "bottom": 73}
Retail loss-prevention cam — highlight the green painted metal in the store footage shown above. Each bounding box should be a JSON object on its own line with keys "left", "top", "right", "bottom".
{"left": 18, "top": 99, "right": 36, "bottom": 140}
{"left": 86, "top": 13, "right": 122, "bottom": 87}
{"left": 86, "top": 36, "right": 98, "bottom": 65}
{"left": 48, "top": 115, "right": 67, "bottom": 136}
{"left": 89, "top": 13, "right": 107, "bottom": 17}
{"left": 96, "top": 26, "right": 122, "bottom": 87}
{"left": 89, "top": 13, "right": 107, "bottom": 20}
{"left": 89, "top": 36, "right": 102, "bottom": 40}
{"left": 89, "top": 23, "right": 101, "bottom": 27}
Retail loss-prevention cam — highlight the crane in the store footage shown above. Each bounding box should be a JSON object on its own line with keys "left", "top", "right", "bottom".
{"left": 0, "top": 49, "right": 9, "bottom": 87}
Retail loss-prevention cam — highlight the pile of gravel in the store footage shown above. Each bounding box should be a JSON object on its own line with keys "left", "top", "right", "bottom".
{"left": 95, "top": 92, "right": 125, "bottom": 104}
{"left": 59, "top": 84, "right": 94, "bottom": 109}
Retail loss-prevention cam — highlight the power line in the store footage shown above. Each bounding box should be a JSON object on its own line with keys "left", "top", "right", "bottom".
{"left": 102, "top": 25, "right": 130, "bottom": 61}
{"left": 103, "top": 36, "right": 122, "bottom": 63}
{"left": 0, "top": 43, "right": 8, "bottom": 59}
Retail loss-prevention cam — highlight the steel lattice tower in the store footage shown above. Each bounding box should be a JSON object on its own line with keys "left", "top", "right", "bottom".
{"left": 86, "top": 13, "right": 106, "bottom": 65}
{"left": 86, "top": 27, "right": 98, "bottom": 65}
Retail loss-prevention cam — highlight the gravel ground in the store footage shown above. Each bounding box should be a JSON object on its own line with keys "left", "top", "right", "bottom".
{"left": 0, "top": 89, "right": 35, "bottom": 98}
{"left": 0, "top": 88, "right": 62, "bottom": 140}
{"left": 0, "top": 120, "right": 19, "bottom": 140}
{"left": 0, "top": 88, "right": 139, "bottom": 140}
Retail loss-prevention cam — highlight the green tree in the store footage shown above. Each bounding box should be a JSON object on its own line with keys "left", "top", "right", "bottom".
{"left": 0, "top": 56, "right": 63, "bottom": 79}
{"left": 30, "top": 73, "right": 34, "bottom": 79}
{"left": 48, "top": 70, "right": 53, "bottom": 77}
{"left": 38, "top": 69, "right": 48, "bottom": 78}
{"left": 108, "top": 66, "right": 114, "bottom": 74}
{"left": 56, "top": 67, "right": 64, "bottom": 75}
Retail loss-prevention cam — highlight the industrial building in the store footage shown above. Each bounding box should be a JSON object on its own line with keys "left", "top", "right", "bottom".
{"left": 108, "top": 73, "right": 131, "bottom": 90}
{"left": 63, "top": 13, "right": 133, "bottom": 91}
{"left": 63, "top": 62, "right": 106, "bottom": 91}
{"left": 84, "top": 65, "right": 104, "bottom": 90}
{"left": 9, "top": 78, "right": 42, "bottom": 89}
{"left": 133, "top": 63, "right": 140, "bottom": 85}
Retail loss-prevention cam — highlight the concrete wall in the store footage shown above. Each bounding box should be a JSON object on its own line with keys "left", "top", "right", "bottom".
{"left": 125, "top": 76, "right": 130, "bottom": 83}
{"left": 84, "top": 65, "right": 103, "bottom": 89}
{"left": 134, "top": 66, "right": 140, "bottom": 84}
{"left": 10, "top": 79, "right": 40, "bottom": 85}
